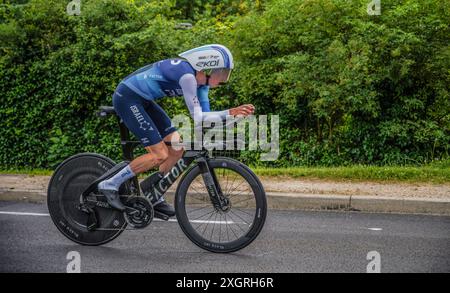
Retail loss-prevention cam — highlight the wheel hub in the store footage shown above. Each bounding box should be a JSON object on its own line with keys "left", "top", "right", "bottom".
{"left": 216, "top": 196, "right": 231, "bottom": 213}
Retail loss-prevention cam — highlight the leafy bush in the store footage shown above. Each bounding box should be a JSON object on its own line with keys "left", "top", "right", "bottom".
{"left": 229, "top": 0, "right": 449, "bottom": 166}
{"left": 0, "top": 0, "right": 448, "bottom": 169}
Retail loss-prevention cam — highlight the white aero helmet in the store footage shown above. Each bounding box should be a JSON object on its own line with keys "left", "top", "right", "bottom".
{"left": 179, "top": 44, "right": 234, "bottom": 82}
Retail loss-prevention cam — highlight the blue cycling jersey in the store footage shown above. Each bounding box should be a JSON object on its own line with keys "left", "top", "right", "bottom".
{"left": 122, "top": 59, "right": 209, "bottom": 111}
{"left": 113, "top": 58, "right": 230, "bottom": 146}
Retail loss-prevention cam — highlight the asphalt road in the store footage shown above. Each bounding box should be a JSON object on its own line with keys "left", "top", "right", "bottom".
{"left": 0, "top": 200, "right": 449, "bottom": 273}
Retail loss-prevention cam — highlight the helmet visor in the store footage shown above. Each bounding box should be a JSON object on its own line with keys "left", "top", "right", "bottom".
{"left": 210, "top": 68, "right": 232, "bottom": 83}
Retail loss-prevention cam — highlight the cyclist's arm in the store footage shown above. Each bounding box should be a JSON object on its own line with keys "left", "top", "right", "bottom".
{"left": 197, "top": 85, "right": 210, "bottom": 112}
{"left": 179, "top": 74, "right": 229, "bottom": 122}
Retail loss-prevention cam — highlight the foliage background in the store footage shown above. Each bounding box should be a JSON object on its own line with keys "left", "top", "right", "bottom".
{"left": 0, "top": 0, "right": 448, "bottom": 169}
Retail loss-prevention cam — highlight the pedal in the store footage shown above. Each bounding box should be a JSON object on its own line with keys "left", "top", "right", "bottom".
{"left": 154, "top": 211, "right": 170, "bottom": 221}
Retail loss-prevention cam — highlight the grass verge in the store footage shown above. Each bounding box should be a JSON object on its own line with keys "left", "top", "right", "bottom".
{"left": 0, "top": 168, "right": 53, "bottom": 176}
{"left": 253, "top": 165, "right": 449, "bottom": 183}
{"left": 1, "top": 164, "right": 449, "bottom": 183}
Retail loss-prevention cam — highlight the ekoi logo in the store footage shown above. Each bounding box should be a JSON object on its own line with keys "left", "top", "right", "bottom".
{"left": 130, "top": 105, "right": 153, "bottom": 131}
{"left": 196, "top": 60, "right": 220, "bottom": 68}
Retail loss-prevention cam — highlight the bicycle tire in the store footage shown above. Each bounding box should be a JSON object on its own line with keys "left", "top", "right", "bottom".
{"left": 175, "top": 157, "right": 267, "bottom": 253}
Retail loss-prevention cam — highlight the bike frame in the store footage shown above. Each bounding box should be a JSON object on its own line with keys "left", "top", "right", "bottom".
{"left": 115, "top": 115, "right": 226, "bottom": 208}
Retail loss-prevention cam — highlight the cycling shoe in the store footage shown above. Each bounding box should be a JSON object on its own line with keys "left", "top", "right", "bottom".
{"left": 153, "top": 200, "right": 175, "bottom": 217}
{"left": 98, "top": 188, "right": 126, "bottom": 211}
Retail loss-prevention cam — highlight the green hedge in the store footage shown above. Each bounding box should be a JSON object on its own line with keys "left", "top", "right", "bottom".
{"left": 0, "top": 0, "right": 448, "bottom": 169}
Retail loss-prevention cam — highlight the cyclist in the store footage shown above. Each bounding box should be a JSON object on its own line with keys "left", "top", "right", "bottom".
{"left": 97, "top": 44, "right": 255, "bottom": 217}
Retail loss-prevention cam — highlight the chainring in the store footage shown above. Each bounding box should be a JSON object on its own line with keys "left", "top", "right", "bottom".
{"left": 124, "top": 197, "right": 154, "bottom": 229}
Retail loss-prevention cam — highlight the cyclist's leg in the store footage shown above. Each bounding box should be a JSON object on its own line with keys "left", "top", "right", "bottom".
{"left": 160, "top": 132, "right": 184, "bottom": 174}
{"left": 131, "top": 143, "right": 169, "bottom": 174}
{"left": 112, "top": 83, "right": 169, "bottom": 175}
{"left": 98, "top": 83, "right": 171, "bottom": 210}
{"left": 142, "top": 100, "right": 184, "bottom": 175}
{"left": 133, "top": 100, "right": 181, "bottom": 216}
{"left": 113, "top": 85, "right": 178, "bottom": 217}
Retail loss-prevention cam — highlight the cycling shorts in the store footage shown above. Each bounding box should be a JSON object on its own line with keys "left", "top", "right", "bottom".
{"left": 112, "top": 83, "right": 177, "bottom": 147}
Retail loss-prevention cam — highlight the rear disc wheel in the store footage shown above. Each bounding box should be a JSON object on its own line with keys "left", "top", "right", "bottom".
{"left": 47, "top": 153, "right": 129, "bottom": 245}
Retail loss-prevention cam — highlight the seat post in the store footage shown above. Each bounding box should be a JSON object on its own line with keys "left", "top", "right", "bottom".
{"left": 116, "top": 116, "right": 138, "bottom": 161}
{"left": 97, "top": 105, "right": 141, "bottom": 162}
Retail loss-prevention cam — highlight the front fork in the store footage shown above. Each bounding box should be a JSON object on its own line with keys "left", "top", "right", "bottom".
{"left": 197, "top": 157, "right": 229, "bottom": 211}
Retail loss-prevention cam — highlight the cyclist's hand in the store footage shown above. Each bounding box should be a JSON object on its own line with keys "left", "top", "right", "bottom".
{"left": 229, "top": 104, "right": 255, "bottom": 116}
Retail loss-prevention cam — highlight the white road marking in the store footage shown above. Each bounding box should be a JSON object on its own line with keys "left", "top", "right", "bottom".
{"left": 0, "top": 211, "right": 50, "bottom": 217}
{"left": 368, "top": 227, "right": 383, "bottom": 231}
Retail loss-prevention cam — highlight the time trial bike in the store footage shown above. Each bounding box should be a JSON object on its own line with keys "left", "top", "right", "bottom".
{"left": 47, "top": 105, "right": 267, "bottom": 253}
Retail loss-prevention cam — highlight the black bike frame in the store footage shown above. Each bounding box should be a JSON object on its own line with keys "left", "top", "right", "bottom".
{"left": 116, "top": 114, "right": 225, "bottom": 207}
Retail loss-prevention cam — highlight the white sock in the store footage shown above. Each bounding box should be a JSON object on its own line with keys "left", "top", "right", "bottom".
{"left": 98, "top": 165, "right": 135, "bottom": 191}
